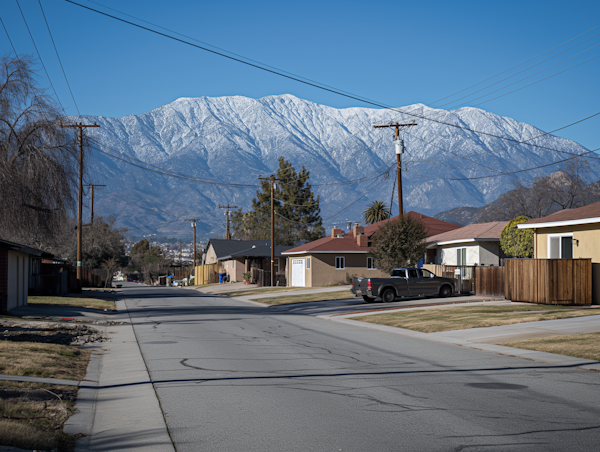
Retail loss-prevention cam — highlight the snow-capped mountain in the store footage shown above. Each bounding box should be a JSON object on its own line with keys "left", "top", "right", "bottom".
{"left": 80, "top": 94, "right": 596, "bottom": 238}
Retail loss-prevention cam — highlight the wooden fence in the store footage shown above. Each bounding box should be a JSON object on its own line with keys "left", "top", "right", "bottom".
{"left": 194, "top": 263, "right": 219, "bottom": 285}
{"left": 474, "top": 266, "right": 505, "bottom": 297}
{"left": 423, "top": 264, "right": 504, "bottom": 297}
{"left": 505, "top": 258, "right": 592, "bottom": 305}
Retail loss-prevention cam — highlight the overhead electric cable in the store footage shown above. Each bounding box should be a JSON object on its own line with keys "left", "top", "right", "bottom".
{"left": 38, "top": 0, "right": 81, "bottom": 116}
{"left": 427, "top": 23, "right": 600, "bottom": 106}
{"left": 443, "top": 46, "right": 600, "bottom": 110}
{"left": 16, "top": 0, "right": 65, "bottom": 112}
{"left": 0, "top": 14, "right": 17, "bottom": 55}
{"left": 63, "top": 0, "right": 595, "bottom": 156}
{"left": 405, "top": 146, "right": 600, "bottom": 181}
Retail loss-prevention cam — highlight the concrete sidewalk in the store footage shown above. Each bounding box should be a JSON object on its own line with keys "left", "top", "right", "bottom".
{"left": 321, "top": 302, "right": 600, "bottom": 372}
{"left": 64, "top": 299, "right": 175, "bottom": 452}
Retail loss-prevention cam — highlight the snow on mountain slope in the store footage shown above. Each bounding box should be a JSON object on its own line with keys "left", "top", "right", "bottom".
{"left": 79, "top": 94, "right": 596, "bottom": 238}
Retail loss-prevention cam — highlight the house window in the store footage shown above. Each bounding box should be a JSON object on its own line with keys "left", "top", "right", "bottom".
{"left": 306, "top": 257, "right": 310, "bottom": 269}
{"left": 548, "top": 234, "right": 573, "bottom": 259}
{"left": 457, "top": 248, "right": 467, "bottom": 266}
{"left": 367, "top": 257, "right": 376, "bottom": 269}
{"left": 335, "top": 256, "right": 345, "bottom": 269}
{"left": 232, "top": 260, "right": 235, "bottom": 269}
{"left": 273, "top": 258, "right": 280, "bottom": 273}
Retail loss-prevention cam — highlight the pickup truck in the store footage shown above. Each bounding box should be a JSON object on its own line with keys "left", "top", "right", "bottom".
{"left": 351, "top": 268, "right": 456, "bottom": 303}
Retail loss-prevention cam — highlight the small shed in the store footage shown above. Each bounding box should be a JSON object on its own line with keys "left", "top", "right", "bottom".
{"left": 0, "top": 238, "right": 53, "bottom": 313}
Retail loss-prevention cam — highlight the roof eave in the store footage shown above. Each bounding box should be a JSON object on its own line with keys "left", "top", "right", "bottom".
{"left": 518, "top": 217, "right": 600, "bottom": 229}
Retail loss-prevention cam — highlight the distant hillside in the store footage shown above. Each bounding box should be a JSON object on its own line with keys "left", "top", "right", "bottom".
{"left": 434, "top": 169, "right": 600, "bottom": 225}
{"left": 433, "top": 207, "right": 483, "bottom": 226}
{"left": 77, "top": 94, "right": 598, "bottom": 239}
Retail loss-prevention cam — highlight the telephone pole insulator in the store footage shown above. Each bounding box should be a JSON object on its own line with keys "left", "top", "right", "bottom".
{"left": 218, "top": 204, "right": 238, "bottom": 240}
{"left": 373, "top": 121, "right": 417, "bottom": 216}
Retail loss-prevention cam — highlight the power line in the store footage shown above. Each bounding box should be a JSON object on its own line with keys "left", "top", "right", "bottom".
{"left": 38, "top": 0, "right": 81, "bottom": 116}
{"left": 427, "top": 23, "right": 600, "bottom": 106}
{"left": 0, "top": 14, "right": 17, "bottom": 55}
{"left": 15, "top": 0, "right": 66, "bottom": 113}
{"left": 443, "top": 45, "right": 600, "bottom": 110}
{"left": 62, "top": 0, "right": 595, "bottom": 155}
{"left": 436, "top": 34, "right": 600, "bottom": 109}
{"left": 405, "top": 146, "right": 600, "bottom": 181}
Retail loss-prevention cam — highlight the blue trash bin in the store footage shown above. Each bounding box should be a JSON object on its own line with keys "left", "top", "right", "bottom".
{"left": 219, "top": 272, "right": 227, "bottom": 284}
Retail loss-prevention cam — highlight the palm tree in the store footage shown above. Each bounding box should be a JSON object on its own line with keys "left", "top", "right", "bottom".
{"left": 362, "top": 201, "right": 391, "bottom": 224}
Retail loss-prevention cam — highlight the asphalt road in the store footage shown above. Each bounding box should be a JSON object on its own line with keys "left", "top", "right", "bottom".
{"left": 124, "top": 285, "right": 600, "bottom": 452}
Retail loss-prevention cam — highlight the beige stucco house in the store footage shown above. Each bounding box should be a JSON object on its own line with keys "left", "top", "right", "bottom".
{"left": 426, "top": 221, "right": 508, "bottom": 266}
{"left": 519, "top": 202, "right": 600, "bottom": 304}
{"left": 204, "top": 239, "right": 292, "bottom": 282}
{"left": 518, "top": 202, "right": 600, "bottom": 261}
{"left": 283, "top": 212, "right": 461, "bottom": 287}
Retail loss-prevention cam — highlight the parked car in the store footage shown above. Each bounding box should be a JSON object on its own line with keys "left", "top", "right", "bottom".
{"left": 351, "top": 268, "right": 456, "bottom": 303}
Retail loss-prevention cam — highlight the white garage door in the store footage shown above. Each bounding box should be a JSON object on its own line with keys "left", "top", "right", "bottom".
{"left": 291, "top": 259, "right": 305, "bottom": 287}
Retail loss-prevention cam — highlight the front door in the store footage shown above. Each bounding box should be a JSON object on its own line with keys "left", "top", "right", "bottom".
{"left": 291, "top": 259, "right": 305, "bottom": 287}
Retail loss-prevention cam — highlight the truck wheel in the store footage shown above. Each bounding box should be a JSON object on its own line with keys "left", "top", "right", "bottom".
{"left": 381, "top": 289, "right": 396, "bottom": 303}
{"left": 439, "top": 285, "right": 452, "bottom": 298}
{"left": 362, "top": 296, "right": 375, "bottom": 303}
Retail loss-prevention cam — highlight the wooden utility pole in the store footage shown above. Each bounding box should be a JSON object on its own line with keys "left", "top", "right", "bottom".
{"left": 179, "top": 242, "right": 182, "bottom": 264}
{"left": 84, "top": 184, "right": 106, "bottom": 225}
{"left": 373, "top": 122, "right": 417, "bottom": 216}
{"left": 61, "top": 122, "right": 100, "bottom": 281}
{"left": 185, "top": 219, "right": 199, "bottom": 275}
{"left": 218, "top": 204, "right": 238, "bottom": 240}
{"left": 259, "top": 177, "right": 278, "bottom": 286}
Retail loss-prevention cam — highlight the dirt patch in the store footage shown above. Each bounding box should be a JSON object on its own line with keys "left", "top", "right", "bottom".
{"left": 1, "top": 319, "right": 110, "bottom": 346}
{"left": 0, "top": 383, "right": 78, "bottom": 451}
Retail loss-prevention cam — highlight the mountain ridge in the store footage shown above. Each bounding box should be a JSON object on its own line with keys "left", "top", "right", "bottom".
{"left": 80, "top": 94, "right": 596, "bottom": 239}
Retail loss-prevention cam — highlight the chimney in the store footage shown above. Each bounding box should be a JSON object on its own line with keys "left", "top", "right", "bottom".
{"left": 357, "top": 234, "right": 369, "bottom": 247}
{"left": 353, "top": 224, "right": 365, "bottom": 238}
{"left": 331, "top": 228, "right": 344, "bottom": 238}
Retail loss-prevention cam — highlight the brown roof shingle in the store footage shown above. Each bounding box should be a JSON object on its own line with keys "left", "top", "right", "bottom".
{"left": 283, "top": 211, "right": 461, "bottom": 254}
{"left": 427, "top": 221, "right": 508, "bottom": 244}
{"left": 520, "top": 201, "right": 600, "bottom": 227}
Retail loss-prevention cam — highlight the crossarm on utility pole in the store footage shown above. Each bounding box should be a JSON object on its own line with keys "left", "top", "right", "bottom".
{"left": 372, "top": 121, "right": 417, "bottom": 216}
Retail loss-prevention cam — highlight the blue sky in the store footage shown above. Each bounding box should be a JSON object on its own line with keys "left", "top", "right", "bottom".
{"left": 1, "top": 0, "right": 599, "bottom": 149}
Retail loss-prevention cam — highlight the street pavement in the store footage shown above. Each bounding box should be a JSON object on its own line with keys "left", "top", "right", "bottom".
{"left": 121, "top": 284, "right": 600, "bottom": 452}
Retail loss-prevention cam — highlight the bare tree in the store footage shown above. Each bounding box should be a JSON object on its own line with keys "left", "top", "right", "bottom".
{"left": 0, "top": 55, "right": 78, "bottom": 247}
{"left": 479, "top": 158, "right": 600, "bottom": 222}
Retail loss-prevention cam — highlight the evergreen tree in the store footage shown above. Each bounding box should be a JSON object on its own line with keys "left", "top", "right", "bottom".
{"left": 231, "top": 157, "right": 324, "bottom": 246}
{"left": 363, "top": 201, "right": 391, "bottom": 224}
{"left": 500, "top": 216, "right": 534, "bottom": 258}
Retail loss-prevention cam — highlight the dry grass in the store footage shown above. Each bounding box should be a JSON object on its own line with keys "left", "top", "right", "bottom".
{"left": 353, "top": 305, "right": 600, "bottom": 333}
{"left": 224, "top": 287, "right": 312, "bottom": 297}
{"left": 28, "top": 295, "right": 116, "bottom": 311}
{"left": 0, "top": 383, "right": 77, "bottom": 451}
{"left": 500, "top": 333, "right": 600, "bottom": 362}
{"left": 0, "top": 341, "right": 91, "bottom": 380}
{"left": 252, "top": 290, "right": 354, "bottom": 305}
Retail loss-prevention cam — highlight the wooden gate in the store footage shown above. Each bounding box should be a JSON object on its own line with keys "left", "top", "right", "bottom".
{"left": 194, "top": 263, "right": 218, "bottom": 285}
{"left": 505, "top": 258, "right": 592, "bottom": 305}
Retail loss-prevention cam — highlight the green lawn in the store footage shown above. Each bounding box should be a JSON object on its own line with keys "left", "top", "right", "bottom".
{"left": 353, "top": 305, "right": 600, "bottom": 333}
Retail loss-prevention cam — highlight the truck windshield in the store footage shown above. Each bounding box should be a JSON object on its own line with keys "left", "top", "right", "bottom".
{"left": 391, "top": 269, "right": 406, "bottom": 277}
